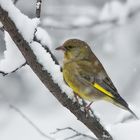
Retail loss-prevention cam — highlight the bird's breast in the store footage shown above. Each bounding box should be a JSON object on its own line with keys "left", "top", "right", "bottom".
{"left": 63, "top": 62, "right": 101, "bottom": 101}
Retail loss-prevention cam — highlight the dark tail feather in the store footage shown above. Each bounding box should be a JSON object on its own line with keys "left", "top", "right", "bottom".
{"left": 113, "top": 96, "right": 139, "bottom": 120}
{"left": 127, "top": 106, "right": 139, "bottom": 120}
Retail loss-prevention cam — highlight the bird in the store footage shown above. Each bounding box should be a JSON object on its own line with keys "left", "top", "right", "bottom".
{"left": 55, "top": 38, "right": 138, "bottom": 119}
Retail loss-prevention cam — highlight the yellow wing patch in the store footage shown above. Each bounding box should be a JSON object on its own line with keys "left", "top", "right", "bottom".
{"left": 93, "top": 83, "right": 114, "bottom": 98}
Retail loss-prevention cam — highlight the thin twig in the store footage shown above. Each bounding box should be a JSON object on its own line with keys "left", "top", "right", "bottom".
{"left": 9, "top": 104, "right": 55, "bottom": 140}
{"left": 36, "top": 0, "right": 42, "bottom": 18}
{"left": 33, "top": 0, "right": 43, "bottom": 37}
{"left": 0, "top": 26, "right": 4, "bottom": 32}
{"left": 13, "top": 0, "right": 19, "bottom": 4}
{"left": 118, "top": 115, "right": 134, "bottom": 123}
{"left": 0, "top": 62, "right": 27, "bottom": 76}
{"left": 51, "top": 127, "right": 97, "bottom": 140}
{"left": 35, "top": 0, "right": 58, "bottom": 65}
{"left": 128, "top": 6, "right": 140, "bottom": 18}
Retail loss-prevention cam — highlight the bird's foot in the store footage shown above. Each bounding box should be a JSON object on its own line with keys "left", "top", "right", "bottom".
{"left": 81, "top": 100, "right": 94, "bottom": 117}
{"left": 85, "top": 101, "right": 93, "bottom": 112}
{"left": 74, "top": 93, "right": 80, "bottom": 104}
{"left": 73, "top": 93, "right": 94, "bottom": 117}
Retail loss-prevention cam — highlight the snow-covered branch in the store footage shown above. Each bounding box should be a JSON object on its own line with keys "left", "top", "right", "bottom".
{"left": 0, "top": 1, "right": 112, "bottom": 140}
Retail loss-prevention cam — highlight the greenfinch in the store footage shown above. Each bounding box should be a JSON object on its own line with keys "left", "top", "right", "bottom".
{"left": 56, "top": 39, "right": 138, "bottom": 119}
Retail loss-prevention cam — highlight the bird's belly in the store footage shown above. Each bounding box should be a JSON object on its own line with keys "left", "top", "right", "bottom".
{"left": 72, "top": 83, "right": 101, "bottom": 101}
{"left": 64, "top": 72, "right": 101, "bottom": 101}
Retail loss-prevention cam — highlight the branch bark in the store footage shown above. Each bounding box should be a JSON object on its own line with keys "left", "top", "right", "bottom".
{"left": 0, "top": 5, "right": 113, "bottom": 140}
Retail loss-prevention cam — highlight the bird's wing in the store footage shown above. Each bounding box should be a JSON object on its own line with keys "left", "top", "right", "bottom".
{"left": 78, "top": 70, "right": 117, "bottom": 99}
{"left": 76, "top": 60, "right": 138, "bottom": 119}
{"left": 78, "top": 64, "right": 129, "bottom": 106}
{"left": 95, "top": 75, "right": 119, "bottom": 98}
{"left": 77, "top": 60, "right": 117, "bottom": 98}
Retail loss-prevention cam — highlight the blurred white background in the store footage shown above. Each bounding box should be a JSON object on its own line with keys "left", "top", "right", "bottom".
{"left": 0, "top": 0, "right": 140, "bottom": 139}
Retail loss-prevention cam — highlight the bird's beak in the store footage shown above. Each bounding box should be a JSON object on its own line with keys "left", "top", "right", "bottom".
{"left": 55, "top": 45, "right": 66, "bottom": 51}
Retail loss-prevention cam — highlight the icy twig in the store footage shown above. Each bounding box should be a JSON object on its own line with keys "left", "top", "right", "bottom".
{"left": 13, "top": 0, "right": 19, "bottom": 4}
{"left": 9, "top": 104, "right": 55, "bottom": 140}
{"left": 36, "top": 0, "right": 42, "bottom": 18}
{"left": 0, "top": 25, "right": 4, "bottom": 31}
{"left": 0, "top": 62, "right": 27, "bottom": 76}
{"left": 34, "top": 1, "right": 56, "bottom": 66}
{"left": 33, "top": 0, "right": 42, "bottom": 37}
{"left": 51, "top": 127, "right": 97, "bottom": 140}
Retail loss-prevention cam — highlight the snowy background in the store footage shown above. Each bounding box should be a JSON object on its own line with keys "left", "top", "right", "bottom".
{"left": 0, "top": 0, "right": 140, "bottom": 140}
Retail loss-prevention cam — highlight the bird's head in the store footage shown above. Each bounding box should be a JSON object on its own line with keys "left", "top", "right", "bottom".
{"left": 56, "top": 39, "right": 91, "bottom": 62}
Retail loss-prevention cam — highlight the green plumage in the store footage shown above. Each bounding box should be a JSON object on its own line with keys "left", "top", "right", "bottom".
{"left": 56, "top": 39, "right": 138, "bottom": 119}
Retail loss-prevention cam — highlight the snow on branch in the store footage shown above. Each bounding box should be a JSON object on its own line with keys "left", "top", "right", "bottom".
{"left": 0, "top": 1, "right": 112, "bottom": 140}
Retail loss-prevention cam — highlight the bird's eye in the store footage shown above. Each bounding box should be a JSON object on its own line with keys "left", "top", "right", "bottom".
{"left": 67, "top": 45, "right": 74, "bottom": 49}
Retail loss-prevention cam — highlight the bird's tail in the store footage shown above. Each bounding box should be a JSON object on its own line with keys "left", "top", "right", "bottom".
{"left": 109, "top": 95, "right": 139, "bottom": 120}
{"left": 116, "top": 97, "right": 139, "bottom": 120}
{"left": 126, "top": 106, "right": 139, "bottom": 120}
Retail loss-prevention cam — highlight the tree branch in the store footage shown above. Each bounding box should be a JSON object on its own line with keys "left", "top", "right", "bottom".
{"left": 0, "top": 5, "right": 113, "bottom": 140}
